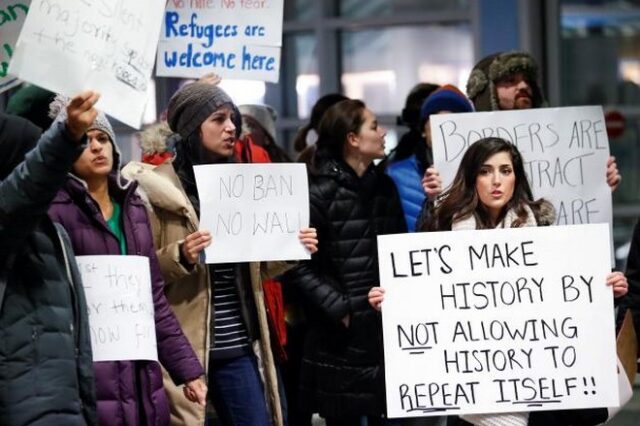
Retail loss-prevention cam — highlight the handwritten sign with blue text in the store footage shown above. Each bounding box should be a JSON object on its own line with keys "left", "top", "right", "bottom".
{"left": 76, "top": 255, "right": 158, "bottom": 362}
{"left": 431, "top": 107, "right": 612, "bottom": 228}
{"left": 193, "top": 163, "right": 309, "bottom": 263}
{"left": 378, "top": 225, "right": 618, "bottom": 418}
{"left": 0, "top": 0, "right": 30, "bottom": 92}
{"left": 156, "top": 0, "right": 283, "bottom": 82}
{"left": 8, "top": 0, "right": 165, "bottom": 128}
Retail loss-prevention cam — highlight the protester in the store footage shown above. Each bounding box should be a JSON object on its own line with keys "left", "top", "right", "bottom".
{"left": 0, "top": 91, "right": 100, "bottom": 426}
{"left": 293, "top": 93, "right": 348, "bottom": 165}
{"left": 620, "top": 220, "right": 640, "bottom": 348}
{"left": 387, "top": 82, "right": 440, "bottom": 164}
{"left": 122, "top": 83, "right": 318, "bottom": 426}
{"left": 283, "top": 99, "right": 406, "bottom": 425}
{"left": 466, "top": 51, "right": 621, "bottom": 192}
{"left": 239, "top": 103, "right": 291, "bottom": 163}
{"left": 369, "top": 137, "right": 628, "bottom": 426}
{"left": 46, "top": 97, "right": 207, "bottom": 426}
{"left": 386, "top": 85, "right": 472, "bottom": 231}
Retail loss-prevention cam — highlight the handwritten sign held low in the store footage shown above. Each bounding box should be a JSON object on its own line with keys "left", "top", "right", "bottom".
{"left": 431, "top": 107, "right": 612, "bottom": 228}
{"left": 76, "top": 256, "right": 158, "bottom": 362}
{"left": 9, "top": 0, "right": 165, "bottom": 128}
{"left": 378, "top": 225, "right": 618, "bottom": 418}
{"left": 194, "top": 163, "right": 310, "bottom": 263}
{"left": 156, "top": 0, "right": 284, "bottom": 82}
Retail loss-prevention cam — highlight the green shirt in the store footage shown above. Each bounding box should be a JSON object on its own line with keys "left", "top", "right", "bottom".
{"left": 106, "top": 199, "right": 127, "bottom": 255}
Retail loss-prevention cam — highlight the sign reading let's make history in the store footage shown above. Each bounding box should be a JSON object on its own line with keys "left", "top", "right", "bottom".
{"left": 378, "top": 224, "right": 618, "bottom": 418}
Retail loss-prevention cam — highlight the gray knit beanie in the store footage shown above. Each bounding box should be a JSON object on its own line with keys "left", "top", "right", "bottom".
{"left": 49, "top": 94, "right": 116, "bottom": 144}
{"left": 167, "top": 83, "right": 234, "bottom": 139}
{"left": 238, "top": 104, "right": 277, "bottom": 142}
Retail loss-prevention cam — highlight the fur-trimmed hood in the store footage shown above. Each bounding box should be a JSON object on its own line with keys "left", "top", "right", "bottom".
{"left": 466, "top": 51, "right": 546, "bottom": 111}
{"left": 533, "top": 199, "right": 556, "bottom": 226}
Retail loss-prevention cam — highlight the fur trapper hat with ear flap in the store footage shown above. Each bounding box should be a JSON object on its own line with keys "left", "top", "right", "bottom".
{"left": 466, "top": 51, "right": 546, "bottom": 112}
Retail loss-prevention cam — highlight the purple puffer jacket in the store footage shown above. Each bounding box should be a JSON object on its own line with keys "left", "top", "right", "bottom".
{"left": 48, "top": 174, "right": 204, "bottom": 426}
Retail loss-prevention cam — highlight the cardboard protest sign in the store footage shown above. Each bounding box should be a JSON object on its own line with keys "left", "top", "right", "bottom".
{"left": 193, "top": 163, "right": 310, "bottom": 263}
{"left": 157, "top": 0, "right": 283, "bottom": 82}
{"left": 431, "top": 107, "right": 612, "bottom": 228}
{"left": 0, "top": 0, "right": 30, "bottom": 92}
{"left": 378, "top": 224, "right": 618, "bottom": 418}
{"left": 8, "top": 0, "right": 165, "bottom": 128}
{"left": 76, "top": 256, "right": 158, "bottom": 362}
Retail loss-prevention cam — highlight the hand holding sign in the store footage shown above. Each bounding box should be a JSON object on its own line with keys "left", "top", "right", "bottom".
{"left": 181, "top": 229, "right": 212, "bottom": 265}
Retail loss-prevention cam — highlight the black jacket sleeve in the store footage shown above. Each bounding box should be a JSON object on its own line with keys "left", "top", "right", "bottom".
{"left": 621, "top": 219, "right": 640, "bottom": 348}
{"left": 283, "top": 191, "right": 351, "bottom": 324}
{"left": 0, "top": 121, "right": 84, "bottom": 258}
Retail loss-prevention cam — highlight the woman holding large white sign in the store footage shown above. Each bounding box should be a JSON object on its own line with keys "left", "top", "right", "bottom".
{"left": 283, "top": 99, "right": 407, "bottom": 425}
{"left": 47, "top": 100, "right": 206, "bottom": 426}
{"left": 122, "top": 82, "right": 318, "bottom": 426}
{"left": 369, "top": 137, "right": 628, "bottom": 426}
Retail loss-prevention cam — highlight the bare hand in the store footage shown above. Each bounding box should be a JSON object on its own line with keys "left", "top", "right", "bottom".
{"left": 183, "top": 378, "right": 207, "bottom": 406}
{"left": 66, "top": 91, "right": 101, "bottom": 142}
{"left": 607, "top": 271, "right": 628, "bottom": 298}
{"left": 181, "top": 230, "right": 212, "bottom": 264}
{"left": 368, "top": 287, "right": 385, "bottom": 311}
{"left": 422, "top": 166, "right": 443, "bottom": 198}
{"left": 606, "top": 156, "right": 621, "bottom": 192}
{"left": 198, "top": 73, "right": 222, "bottom": 86}
{"left": 299, "top": 227, "right": 318, "bottom": 254}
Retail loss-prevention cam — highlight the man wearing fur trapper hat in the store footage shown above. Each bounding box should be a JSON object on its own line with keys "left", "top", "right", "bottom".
{"left": 466, "top": 51, "right": 545, "bottom": 112}
{"left": 466, "top": 50, "right": 621, "bottom": 190}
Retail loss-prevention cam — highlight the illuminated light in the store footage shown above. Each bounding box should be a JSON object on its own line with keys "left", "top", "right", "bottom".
{"left": 218, "top": 80, "right": 266, "bottom": 105}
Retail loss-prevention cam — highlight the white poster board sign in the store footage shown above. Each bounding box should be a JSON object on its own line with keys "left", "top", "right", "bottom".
{"left": 0, "top": 0, "right": 30, "bottom": 92}
{"left": 378, "top": 224, "right": 618, "bottom": 418}
{"left": 431, "top": 107, "right": 612, "bottom": 228}
{"left": 157, "top": 0, "right": 283, "bottom": 82}
{"left": 76, "top": 255, "right": 158, "bottom": 362}
{"left": 194, "top": 163, "right": 310, "bottom": 263}
{"left": 8, "top": 0, "right": 165, "bottom": 128}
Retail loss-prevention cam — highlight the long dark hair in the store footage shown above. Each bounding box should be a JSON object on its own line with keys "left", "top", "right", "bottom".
{"left": 313, "top": 99, "right": 366, "bottom": 167}
{"left": 423, "top": 137, "right": 542, "bottom": 231}
{"left": 293, "top": 93, "right": 349, "bottom": 153}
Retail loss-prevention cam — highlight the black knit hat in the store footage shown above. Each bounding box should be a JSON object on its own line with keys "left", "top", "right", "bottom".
{"left": 466, "top": 51, "right": 546, "bottom": 111}
{"left": 167, "top": 83, "right": 234, "bottom": 139}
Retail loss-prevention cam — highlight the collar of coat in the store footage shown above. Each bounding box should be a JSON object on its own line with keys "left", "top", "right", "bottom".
{"left": 121, "top": 159, "right": 197, "bottom": 220}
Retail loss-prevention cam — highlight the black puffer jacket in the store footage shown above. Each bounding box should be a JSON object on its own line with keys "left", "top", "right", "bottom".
{"left": 284, "top": 158, "right": 406, "bottom": 418}
{"left": 0, "top": 115, "right": 96, "bottom": 426}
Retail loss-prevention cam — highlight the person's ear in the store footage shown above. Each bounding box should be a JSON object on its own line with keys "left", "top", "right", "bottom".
{"left": 346, "top": 131, "right": 359, "bottom": 148}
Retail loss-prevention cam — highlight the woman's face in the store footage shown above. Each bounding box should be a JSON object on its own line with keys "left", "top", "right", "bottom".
{"left": 199, "top": 106, "right": 236, "bottom": 159}
{"left": 73, "top": 129, "right": 113, "bottom": 181}
{"left": 352, "top": 108, "right": 386, "bottom": 161}
{"left": 475, "top": 151, "right": 516, "bottom": 220}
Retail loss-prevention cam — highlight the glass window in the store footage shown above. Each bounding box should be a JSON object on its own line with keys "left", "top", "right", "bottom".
{"left": 561, "top": 0, "right": 640, "bottom": 266}
{"left": 340, "top": 25, "right": 473, "bottom": 115}
{"left": 561, "top": 3, "right": 640, "bottom": 106}
{"left": 284, "top": 0, "right": 318, "bottom": 22}
{"left": 339, "top": 0, "right": 469, "bottom": 18}
{"left": 283, "top": 33, "right": 319, "bottom": 119}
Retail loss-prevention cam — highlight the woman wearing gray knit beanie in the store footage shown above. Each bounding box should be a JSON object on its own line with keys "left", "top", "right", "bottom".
{"left": 122, "top": 82, "right": 318, "bottom": 426}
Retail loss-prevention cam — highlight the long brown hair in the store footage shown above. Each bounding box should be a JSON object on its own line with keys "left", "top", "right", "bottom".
{"left": 313, "top": 99, "right": 366, "bottom": 167}
{"left": 423, "top": 137, "right": 543, "bottom": 231}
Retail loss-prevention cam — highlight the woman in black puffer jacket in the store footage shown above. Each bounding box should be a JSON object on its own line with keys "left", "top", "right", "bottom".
{"left": 284, "top": 99, "right": 407, "bottom": 425}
